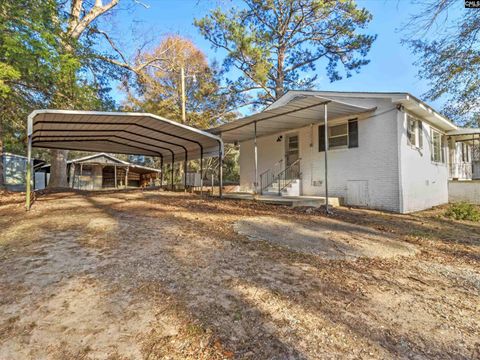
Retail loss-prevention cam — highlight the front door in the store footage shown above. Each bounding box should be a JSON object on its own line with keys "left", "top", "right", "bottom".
{"left": 285, "top": 134, "right": 299, "bottom": 167}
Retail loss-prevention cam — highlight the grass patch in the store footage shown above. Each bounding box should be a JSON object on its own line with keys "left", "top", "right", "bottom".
{"left": 445, "top": 202, "right": 480, "bottom": 222}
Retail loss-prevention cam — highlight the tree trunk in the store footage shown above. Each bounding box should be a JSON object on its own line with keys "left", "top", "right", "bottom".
{"left": 48, "top": 149, "right": 69, "bottom": 188}
{"left": 0, "top": 120, "right": 4, "bottom": 189}
{"left": 275, "top": 47, "right": 285, "bottom": 100}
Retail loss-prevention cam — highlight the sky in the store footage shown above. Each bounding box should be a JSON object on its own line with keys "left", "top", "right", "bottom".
{"left": 103, "top": 0, "right": 445, "bottom": 113}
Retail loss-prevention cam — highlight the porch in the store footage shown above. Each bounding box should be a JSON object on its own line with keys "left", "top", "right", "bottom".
{"left": 211, "top": 94, "right": 376, "bottom": 210}
{"left": 222, "top": 193, "right": 343, "bottom": 208}
{"left": 447, "top": 128, "right": 480, "bottom": 180}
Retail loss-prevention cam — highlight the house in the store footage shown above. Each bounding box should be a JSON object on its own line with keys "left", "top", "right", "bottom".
{"left": 211, "top": 91, "right": 480, "bottom": 213}
{"left": 37, "top": 153, "right": 161, "bottom": 190}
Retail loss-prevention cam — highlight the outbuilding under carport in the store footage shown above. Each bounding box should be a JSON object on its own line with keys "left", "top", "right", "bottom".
{"left": 25, "top": 109, "right": 224, "bottom": 209}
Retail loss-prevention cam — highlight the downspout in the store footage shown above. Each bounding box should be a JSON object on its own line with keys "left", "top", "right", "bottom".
{"left": 254, "top": 121, "right": 258, "bottom": 194}
{"left": 396, "top": 104, "right": 405, "bottom": 213}
{"left": 200, "top": 145, "right": 203, "bottom": 196}
{"left": 324, "top": 104, "right": 330, "bottom": 214}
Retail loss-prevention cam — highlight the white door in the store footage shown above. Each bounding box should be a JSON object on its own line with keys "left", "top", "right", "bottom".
{"left": 284, "top": 134, "right": 300, "bottom": 180}
{"left": 347, "top": 180, "right": 369, "bottom": 206}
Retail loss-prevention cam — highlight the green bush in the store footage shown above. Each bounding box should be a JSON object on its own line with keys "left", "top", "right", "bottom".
{"left": 445, "top": 202, "right": 480, "bottom": 221}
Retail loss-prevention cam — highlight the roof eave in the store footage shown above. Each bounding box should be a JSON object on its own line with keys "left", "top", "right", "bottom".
{"left": 393, "top": 94, "right": 457, "bottom": 131}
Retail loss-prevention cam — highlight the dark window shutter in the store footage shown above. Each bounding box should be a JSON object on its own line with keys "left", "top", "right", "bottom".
{"left": 418, "top": 121, "right": 423, "bottom": 148}
{"left": 348, "top": 120, "right": 358, "bottom": 148}
{"left": 319, "top": 125, "right": 325, "bottom": 152}
{"left": 407, "top": 122, "right": 412, "bottom": 145}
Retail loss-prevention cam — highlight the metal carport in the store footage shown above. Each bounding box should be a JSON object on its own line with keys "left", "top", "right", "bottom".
{"left": 26, "top": 110, "right": 224, "bottom": 209}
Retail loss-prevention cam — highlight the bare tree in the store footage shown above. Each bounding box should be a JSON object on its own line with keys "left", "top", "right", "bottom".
{"left": 404, "top": 0, "right": 480, "bottom": 127}
{"left": 48, "top": 0, "right": 172, "bottom": 188}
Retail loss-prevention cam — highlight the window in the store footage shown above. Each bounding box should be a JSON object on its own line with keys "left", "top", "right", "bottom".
{"left": 462, "top": 143, "right": 470, "bottom": 162}
{"left": 329, "top": 124, "right": 348, "bottom": 148}
{"left": 319, "top": 119, "right": 358, "bottom": 151}
{"left": 407, "top": 115, "right": 423, "bottom": 148}
{"left": 431, "top": 129, "right": 445, "bottom": 163}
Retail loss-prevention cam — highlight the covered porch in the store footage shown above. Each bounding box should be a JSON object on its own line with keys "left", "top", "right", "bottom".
{"left": 210, "top": 94, "right": 376, "bottom": 210}
{"left": 447, "top": 128, "right": 480, "bottom": 180}
{"left": 446, "top": 128, "right": 480, "bottom": 204}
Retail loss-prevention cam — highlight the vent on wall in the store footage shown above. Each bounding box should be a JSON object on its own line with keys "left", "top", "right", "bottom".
{"left": 312, "top": 180, "right": 323, "bottom": 187}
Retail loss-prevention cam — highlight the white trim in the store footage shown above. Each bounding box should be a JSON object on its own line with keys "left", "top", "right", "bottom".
{"left": 27, "top": 109, "right": 224, "bottom": 161}
{"left": 265, "top": 90, "right": 457, "bottom": 132}
{"left": 29, "top": 109, "right": 222, "bottom": 142}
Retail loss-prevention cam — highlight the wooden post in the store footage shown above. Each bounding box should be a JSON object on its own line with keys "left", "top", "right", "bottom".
{"left": 114, "top": 165, "right": 117, "bottom": 188}
{"left": 69, "top": 162, "right": 75, "bottom": 188}
{"left": 125, "top": 166, "right": 129, "bottom": 189}
{"left": 181, "top": 66, "right": 186, "bottom": 123}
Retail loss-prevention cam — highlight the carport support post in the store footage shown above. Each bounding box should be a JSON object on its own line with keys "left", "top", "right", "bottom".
{"left": 324, "top": 104, "right": 330, "bottom": 214}
{"left": 125, "top": 166, "right": 129, "bottom": 189}
{"left": 80, "top": 164, "right": 83, "bottom": 190}
{"left": 69, "top": 162, "right": 75, "bottom": 188}
{"left": 184, "top": 150, "right": 188, "bottom": 192}
{"left": 25, "top": 134, "right": 32, "bottom": 210}
{"left": 160, "top": 155, "right": 164, "bottom": 188}
{"left": 218, "top": 140, "right": 223, "bottom": 198}
{"left": 254, "top": 121, "right": 258, "bottom": 193}
{"left": 114, "top": 165, "right": 117, "bottom": 188}
{"left": 171, "top": 154, "right": 174, "bottom": 190}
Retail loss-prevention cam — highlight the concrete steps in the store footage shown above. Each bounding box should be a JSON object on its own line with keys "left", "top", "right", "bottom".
{"left": 263, "top": 179, "right": 300, "bottom": 196}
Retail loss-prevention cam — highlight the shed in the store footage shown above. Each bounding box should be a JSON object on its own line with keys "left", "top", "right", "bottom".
{"left": 38, "top": 153, "right": 161, "bottom": 190}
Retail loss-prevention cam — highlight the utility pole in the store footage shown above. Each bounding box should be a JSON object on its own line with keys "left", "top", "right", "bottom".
{"left": 181, "top": 66, "right": 186, "bottom": 123}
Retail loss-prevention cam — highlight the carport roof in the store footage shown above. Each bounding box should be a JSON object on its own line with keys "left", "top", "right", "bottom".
{"left": 209, "top": 95, "right": 376, "bottom": 142}
{"left": 28, "top": 110, "right": 223, "bottom": 162}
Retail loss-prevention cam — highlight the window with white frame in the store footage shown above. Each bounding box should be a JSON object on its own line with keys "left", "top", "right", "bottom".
{"left": 407, "top": 115, "right": 423, "bottom": 148}
{"left": 319, "top": 119, "right": 358, "bottom": 151}
{"left": 431, "top": 129, "right": 445, "bottom": 163}
{"left": 328, "top": 124, "right": 348, "bottom": 148}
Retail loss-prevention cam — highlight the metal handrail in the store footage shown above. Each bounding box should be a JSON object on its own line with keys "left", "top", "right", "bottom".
{"left": 259, "top": 159, "right": 283, "bottom": 194}
{"left": 259, "top": 159, "right": 283, "bottom": 177}
{"left": 276, "top": 158, "right": 301, "bottom": 195}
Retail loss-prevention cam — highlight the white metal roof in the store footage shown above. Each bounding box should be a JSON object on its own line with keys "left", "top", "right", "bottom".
{"left": 447, "top": 128, "right": 480, "bottom": 136}
{"left": 447, "top": 128, "right": 480, "bottom": 142}
{"left": 267, "top": 90, "right": 457, "bottom": 131}
{"left": 28, "top": 110, "right": 223, "bottom": 162}
{"left": 209, "top": 95, "right": 376, "bottom": 142}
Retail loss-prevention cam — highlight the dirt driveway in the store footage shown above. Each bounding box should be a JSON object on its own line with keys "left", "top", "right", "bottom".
{"left": 0, "top": 190, "right": 479, "bottom": 359}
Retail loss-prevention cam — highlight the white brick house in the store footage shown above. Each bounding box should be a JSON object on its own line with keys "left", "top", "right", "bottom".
{"left": 212, "top": 91, "right": 480, "bottom": 213}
